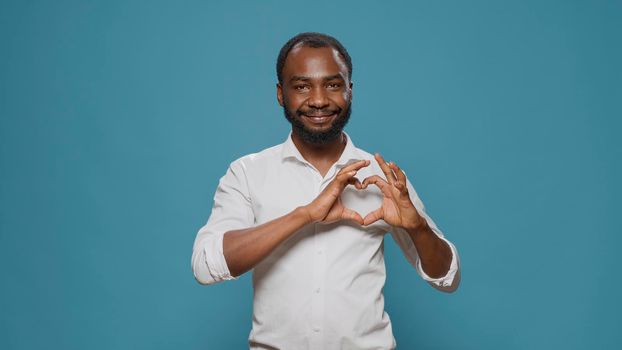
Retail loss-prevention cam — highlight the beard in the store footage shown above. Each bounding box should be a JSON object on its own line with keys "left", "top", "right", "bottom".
{"left": 282, "top": 101, "right": 352, "bottom": 145}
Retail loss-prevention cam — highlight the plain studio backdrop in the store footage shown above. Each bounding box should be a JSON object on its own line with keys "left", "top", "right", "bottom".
{"left": 0, "top": 1, "right": 620, "bottom": 349}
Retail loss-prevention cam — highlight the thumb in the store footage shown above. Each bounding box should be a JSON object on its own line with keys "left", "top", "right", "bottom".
{"left": 342, "top": 207, "right": 364, "bottom": 225}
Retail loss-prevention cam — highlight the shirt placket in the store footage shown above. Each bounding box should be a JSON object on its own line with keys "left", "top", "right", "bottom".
{"left": 308, "top": 164, "right": 342, "bottom": 349}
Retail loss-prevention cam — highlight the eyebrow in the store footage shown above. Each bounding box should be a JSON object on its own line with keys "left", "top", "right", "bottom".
{"left": 323, "top": 74, "right": 344, "bottom": 81}
{"left": 289, "top": 74, "right": 345, "bottom": 83}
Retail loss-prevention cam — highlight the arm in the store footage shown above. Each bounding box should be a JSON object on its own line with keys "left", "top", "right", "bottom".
{"left": 404, "top": 218, "right": 453, "bottom": 279}
{"left": 191, "top": 160, "right": 254, "bottom": 285}
{"left": 399, "top": 172, "right": 461, "bottom": 293}
{"left": 223, "top": 159, "right": 369, "bottom": 277}
{"left": 400, "top": 205, "right": 461, "bottom": 293}
{"left": 362, "top": 153, "right": 461, "bottom": 292}
{"left": 223, "top": 206, "right": 311, "bottom": 277}
{"left": 192, "top": 159, "right": 370, "bottom": 285}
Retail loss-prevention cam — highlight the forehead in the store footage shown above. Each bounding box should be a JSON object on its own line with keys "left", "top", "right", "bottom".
{"left": 282, "top": 44, "right": 349, "bottom": 80}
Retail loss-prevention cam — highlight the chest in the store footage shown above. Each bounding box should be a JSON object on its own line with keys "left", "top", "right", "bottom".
{"left": 247, "top": 161, "right": 387, "bottom": 230}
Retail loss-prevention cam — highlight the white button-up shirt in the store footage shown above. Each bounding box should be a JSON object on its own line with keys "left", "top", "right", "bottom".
{"left": 192, "top": 131, "right": 460, "bottom": 349}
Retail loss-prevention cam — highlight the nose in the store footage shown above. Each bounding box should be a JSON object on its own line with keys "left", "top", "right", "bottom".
{"left": 307, "top": 86, "right": 329, "bottom": 109}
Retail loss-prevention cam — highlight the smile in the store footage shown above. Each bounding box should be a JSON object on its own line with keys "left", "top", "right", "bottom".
{"left": 303, "top": 113, "right": 337, "bottom": 124}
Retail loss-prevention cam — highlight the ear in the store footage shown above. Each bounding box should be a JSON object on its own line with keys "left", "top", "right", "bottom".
{"left": 348, "top": 81, "right": 353, "bottom": 100}
{"left": 276, "top": 83, "right": 284, "bottom": 106}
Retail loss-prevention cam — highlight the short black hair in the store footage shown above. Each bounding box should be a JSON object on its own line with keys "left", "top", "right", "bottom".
{"left": 276, "top": 32, "right": 352, "bottom": 85}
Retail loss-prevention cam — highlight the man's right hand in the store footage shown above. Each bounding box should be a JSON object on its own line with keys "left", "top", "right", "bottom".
{"left": 302, "top": 159, "right": 370, "bottom": 225}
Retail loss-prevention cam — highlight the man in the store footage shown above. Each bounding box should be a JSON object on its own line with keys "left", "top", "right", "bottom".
{"left": 192, "top": 32, "right": 461, "bottom": 349}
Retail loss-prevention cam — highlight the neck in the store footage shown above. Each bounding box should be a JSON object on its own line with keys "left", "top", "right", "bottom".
{"left": 290, "top": 130, "right": 346, "bottom": 169}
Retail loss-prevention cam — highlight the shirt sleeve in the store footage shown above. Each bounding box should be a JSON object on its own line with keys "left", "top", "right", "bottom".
{"left": 191, "top": 159, "right": 255, "bottom": 285}
{"left": 389, "top": 175, "right": 461, "bottom": 291}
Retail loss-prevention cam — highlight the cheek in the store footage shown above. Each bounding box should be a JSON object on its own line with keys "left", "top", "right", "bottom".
{"left": 284, "top": 94, "right": 305, "bottom": 111}
{"left": 332, "top": 91, "right": 350, "bottom": 107}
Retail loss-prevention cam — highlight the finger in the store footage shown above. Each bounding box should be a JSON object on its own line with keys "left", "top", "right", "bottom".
{"left": 347, "top": 177, "right": 363, "bottom": 189}
{"left": 335, "top": 160, "right": 369, "bottom": 185}
{"left": 363, "top": 207, "right": 383, "bottom": 226}
{"left": 394, "top": 180, "right": 407, "bottom": 194}
{"left": 331, "top": 170, "right": 356, "bottom": 187}
{"left": 361, "top": 175, "right": 392, "bottom": 196}
{"left": 388, "top": 161, "right": 400, "bottom": 183}
{"left": 389, "top": 162, "right": 409, "bottom": 196}
{"left": 342, "top": 207, "right": 364, "bottom": 225}
{"left": 374, "top": 153, "right": 395, "bottom": 184}
{"left": 339, "top": 159, "right": 370, "bottom": 174}
{"left": 390, "top": 162, "right": 407, "bottom": 184}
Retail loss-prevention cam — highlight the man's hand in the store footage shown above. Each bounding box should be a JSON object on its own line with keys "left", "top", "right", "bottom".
{"left": 303, "top": 159, "right": 370, "bottom": 225}
{"left": 361, "top": 153, "right": 425, "bottom": 230}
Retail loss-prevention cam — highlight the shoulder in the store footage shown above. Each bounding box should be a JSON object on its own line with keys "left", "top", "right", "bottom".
{"left": 353, "top": 146, "right": 375, "bottom": 161}
{"left": 228, "top": 143, "right": 283, "bottom": 172}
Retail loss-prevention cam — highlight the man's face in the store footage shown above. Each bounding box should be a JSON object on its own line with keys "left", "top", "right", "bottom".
{"left": 277, "top": 45, "right": 353, "bottom": 145}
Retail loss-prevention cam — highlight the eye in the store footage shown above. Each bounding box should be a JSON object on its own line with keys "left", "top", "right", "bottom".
{"left": 294, "top": 85, "right": 309, "bottom": 91}
{"left": 327, "top": 82, "right": 342, "bottom": 89}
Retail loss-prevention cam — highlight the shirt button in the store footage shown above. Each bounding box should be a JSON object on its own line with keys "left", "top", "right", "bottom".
{"left": 313, "top": 327, "right": 320, "bottom": 333}
{"left": 315, "top": 288, "right": 320, "bottom": 293}
{"left": 317, "top": 250, "right": 322, "bottom": 255}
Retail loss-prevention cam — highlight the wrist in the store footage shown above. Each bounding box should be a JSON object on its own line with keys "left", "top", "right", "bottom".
{"left": 403, "top": 214, "right": 430, "bottom": 235}
{"left": 295, "top": 205, "right": 315, "bottom": 225}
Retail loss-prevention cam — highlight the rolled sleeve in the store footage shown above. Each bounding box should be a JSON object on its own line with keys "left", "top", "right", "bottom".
{"left": 414, "top": 229, "right": 460, "bottom": 287}
{"left": 389, "top": 175, "right": 461, "bottom": 290}
{"left": 191, "top": 159, "right": 255, "bottom": 285}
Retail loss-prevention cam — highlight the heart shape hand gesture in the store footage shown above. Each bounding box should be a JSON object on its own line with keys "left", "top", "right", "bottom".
{"left": 302, "top": 153, "right": 424, "bottom": 231}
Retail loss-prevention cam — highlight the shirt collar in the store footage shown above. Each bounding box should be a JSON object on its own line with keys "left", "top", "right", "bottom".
{"left": 280, "top": 130, "right": 362, "bottom": 168}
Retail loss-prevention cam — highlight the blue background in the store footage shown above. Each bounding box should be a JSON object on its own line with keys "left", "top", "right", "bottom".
{"left": 1, "top": 0, "right": 620, "bottom": 349}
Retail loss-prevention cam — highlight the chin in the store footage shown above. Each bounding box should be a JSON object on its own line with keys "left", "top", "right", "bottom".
{"left": 282, "top": 105, "right": 352, "bottom": 145}
{"left": 303, "top": 121, "right": 335, "bottom": 132}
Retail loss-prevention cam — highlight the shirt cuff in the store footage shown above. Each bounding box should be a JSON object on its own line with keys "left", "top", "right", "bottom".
{"left": 204, "top": 233, "right": 238, "bottom": 282}
{"left": 415, "top": 229, "right": 460, "bottom": 288}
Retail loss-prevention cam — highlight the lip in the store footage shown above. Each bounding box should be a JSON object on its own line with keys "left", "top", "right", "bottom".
{"left": 302, "top": 113, "right": 337, "bottom": 124}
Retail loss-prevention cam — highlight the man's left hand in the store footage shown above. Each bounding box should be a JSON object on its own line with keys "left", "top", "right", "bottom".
{"left": 361, "top": 153, "right": 425, "bottom": 230}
